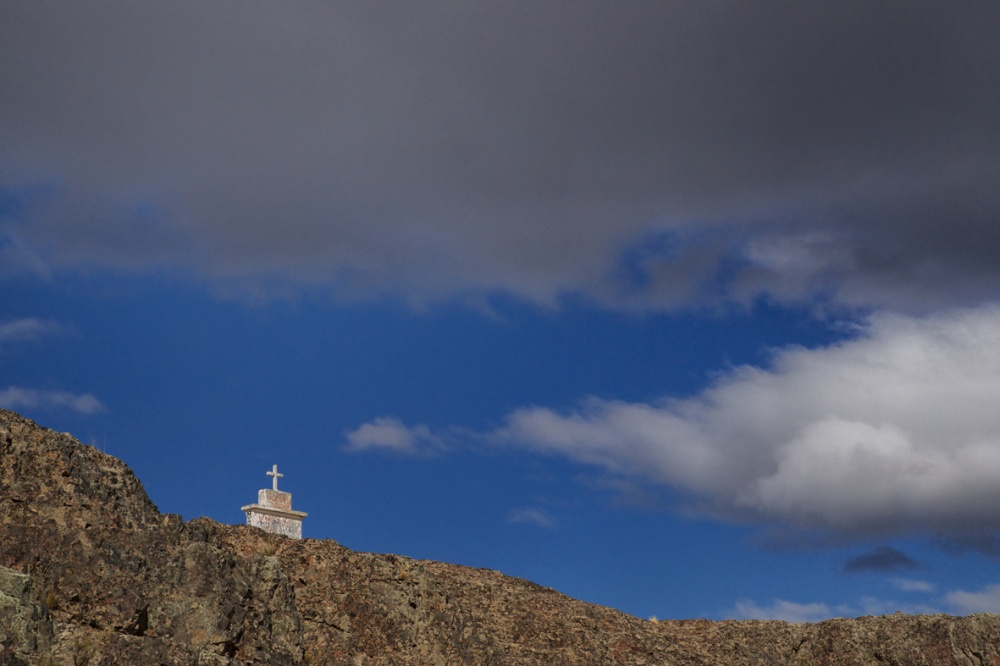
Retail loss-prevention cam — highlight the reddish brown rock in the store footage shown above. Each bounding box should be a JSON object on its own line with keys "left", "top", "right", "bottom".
{"left": 2, "top": 408, "right": 1000, "bottom": 665}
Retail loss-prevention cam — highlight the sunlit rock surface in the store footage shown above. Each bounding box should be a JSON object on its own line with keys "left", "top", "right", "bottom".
{"left": 2, "top": 408, "right": 1000, "bottom": 665}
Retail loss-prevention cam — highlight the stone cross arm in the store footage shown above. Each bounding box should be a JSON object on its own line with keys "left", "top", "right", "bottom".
{"left": 267, "top": 464, "right": 284, "bottom": 491}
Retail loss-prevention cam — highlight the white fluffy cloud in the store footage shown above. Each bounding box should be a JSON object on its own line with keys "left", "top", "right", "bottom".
{"left": 344, "top": 417, "right": 441, "bottom": 455}
{"left": 0, "top": 387, "right": 104, "bottom": 415}
{"left": 494, "top": 305, "right": 1000, "bottom": 536}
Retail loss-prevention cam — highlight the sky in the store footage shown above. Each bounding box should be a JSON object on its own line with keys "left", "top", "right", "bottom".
{"left": 2, "top": 1, "right": 1000, "bottom": 622}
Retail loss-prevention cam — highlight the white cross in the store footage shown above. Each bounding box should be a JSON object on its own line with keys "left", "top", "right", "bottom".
{"left": 267, "top": 464, "right": 284, "bottom": 491}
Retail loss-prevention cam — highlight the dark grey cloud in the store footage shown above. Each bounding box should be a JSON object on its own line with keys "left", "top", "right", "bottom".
{"left": 843, "top": 546, "right": 919, "bottom": 573}
{"left": 1, "top": 1, "right": 997, "bottom": 308}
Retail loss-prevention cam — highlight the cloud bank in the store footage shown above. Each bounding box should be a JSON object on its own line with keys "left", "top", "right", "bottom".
{"left": 490, "top": 305, "right": 1000, "bottom": 537}
{"left": 2, "top": 2, "right": 998, "bottom": 309}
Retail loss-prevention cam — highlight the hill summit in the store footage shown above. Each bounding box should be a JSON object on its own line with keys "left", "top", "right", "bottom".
{"left": 2, "top": 408, "right": 1000, "bottom": 665}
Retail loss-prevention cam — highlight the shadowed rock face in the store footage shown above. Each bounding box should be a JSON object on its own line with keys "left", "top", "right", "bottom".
{"left": 2, "top": 408, "right": 1000, "bottom": 665}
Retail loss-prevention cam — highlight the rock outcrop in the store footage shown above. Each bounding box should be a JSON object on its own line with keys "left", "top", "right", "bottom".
{"left": 0, "top": 565, "right": 53, "bottom": 664}
{"left": 2, "top": 407, "right": 1000, "bottom": 665}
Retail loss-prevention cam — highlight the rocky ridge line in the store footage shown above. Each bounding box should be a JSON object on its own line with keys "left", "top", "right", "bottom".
{"left": 2, "top": 408, "right": 1000, "bottom": 665}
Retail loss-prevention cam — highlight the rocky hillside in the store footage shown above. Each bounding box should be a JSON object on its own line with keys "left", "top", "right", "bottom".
{"left": 2, "top": 408, "right": 1000, "bottom": 665}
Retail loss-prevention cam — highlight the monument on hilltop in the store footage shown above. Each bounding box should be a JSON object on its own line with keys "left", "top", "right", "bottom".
{"left": 241, "top": 464, "right": 308, "bottom": 539}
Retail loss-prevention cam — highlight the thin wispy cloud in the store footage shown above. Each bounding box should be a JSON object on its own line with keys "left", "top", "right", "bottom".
{"left": 946, "top": 583, "right": 1000, "bottom": 615}
{"left": 507, "top": 507, "right": 555, "bottom": 529}
{"left": 0, "top": 318, "right": 59, "bottom": 345}
{"left": 729, "top": 599, "right": 834, "bottom": 623}
{"left": 854, "top": 596, "right": 940, "bottom": 617}
{"left": 344, "top": 417, "right": 441, "bottom": 455}
{"left": 728, "top": 594, "right": 942, "bottom": 622}
{"left": 732, "top": 581, "right": 1000, "bottom": 619}
{"left": 0, "top": 232, "right": 53, "bottom": 282}
{"left": 891, "top": 579, "right": 935, "bottom": 594}
{"left": 0, "top": 387, "right": 104, "bottom": 415}
{"left": 581, "top": 476, "right": 662, "bottom": 510}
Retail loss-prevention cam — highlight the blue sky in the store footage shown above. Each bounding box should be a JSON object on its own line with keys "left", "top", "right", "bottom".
{"left": 3, "top": 1, "right": 1000, "bottom": 622}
